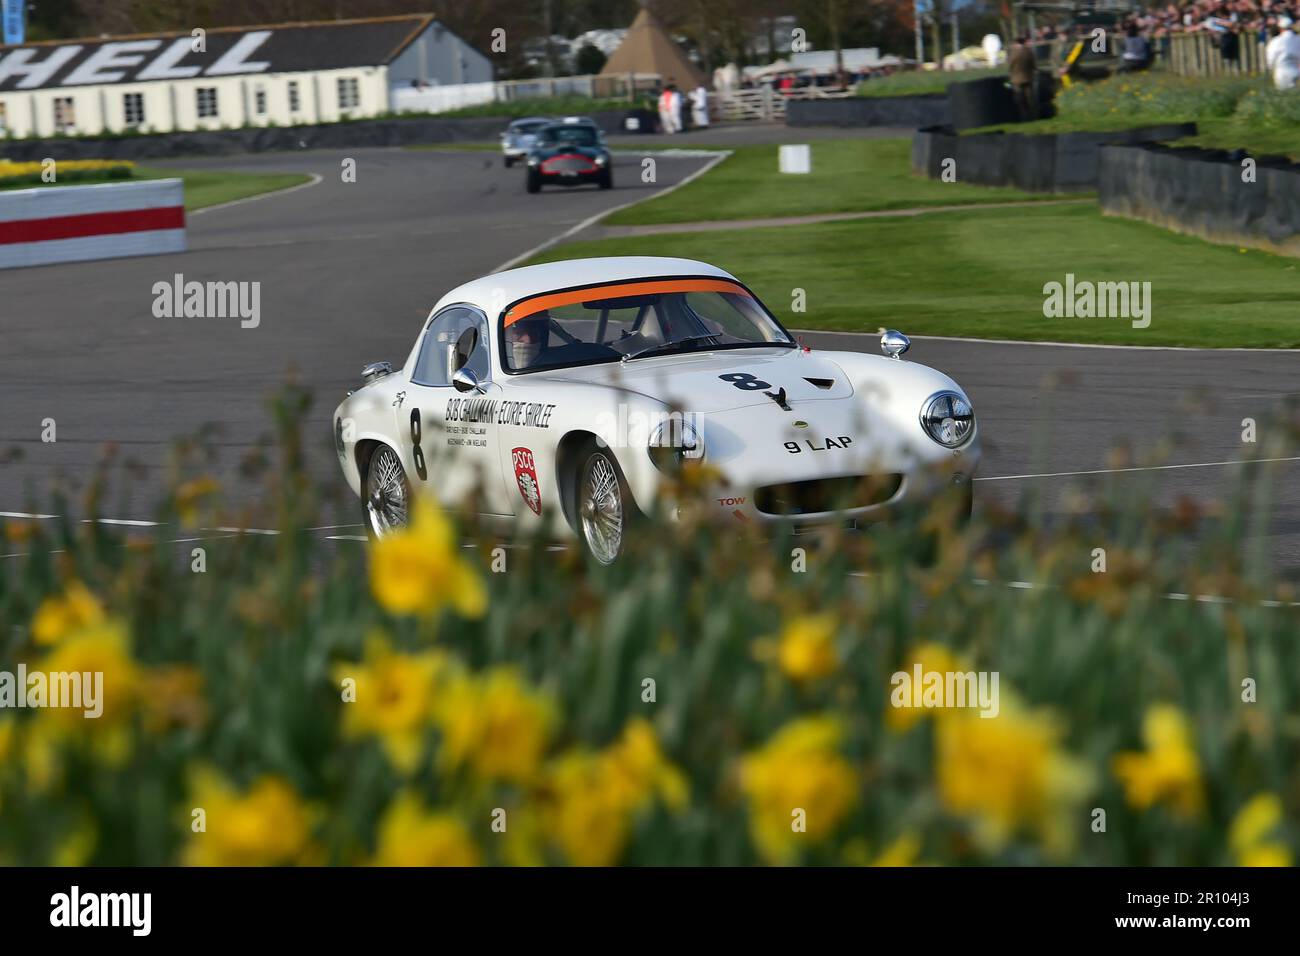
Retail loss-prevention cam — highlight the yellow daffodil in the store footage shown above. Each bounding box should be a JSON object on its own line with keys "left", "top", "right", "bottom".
{"left": 0, "top": 716, "right": 14, "bottom": 762}
{"left": 139, "top": 665, "right": 208, "bottom": 734}
{"left": 936, "top": 703, "right": 1092, "bottom": 857}
{"left": 1228, "top": 793, "right": 1292, "bottom": 867}
{"left": 544, "top": 749, "right": 634, "bottom": 866}
{"left": 182, "top": 768, "right": 317, "bottom": 866}
{"left": 885, "top": 642, "right": 964, "bottom": 733}
{"left": 36, "top": 621, "right": 140, "bottom": 765}
{"left": 871, "top": 832, "right": 922, "bottom": 867}
{"left": 369, "top": 498, "right": 486, "bottom": 618}
{"left": 31, "top": 581, "right": 105, "bottom": 646}
{"left": 1112, "top": 705, "right": 1204, "bottom": 818}
{"left": 52, "top": 817, "right": 98, "bottom": 867}
{"left": 369, "top": 792, "right": 480, "bottom": 866}
{"left": 173, "top": 476, "right": 220, "bottom": 527}
{"left": 740, "top": 716, "right": 859, "bottom": 864}
{"left": 774, "top": 612, "right": 839, "bottom": 683}
{"left": 333, "top": 636, "right": 447, "bottom": 773}
{"left": 539, "top": 720, "right": 687, "bottom": 866}
{"left": 21, "top": 720, "right": 61, "bottom": 794}
{"left": 603, "top": 719, "right": 688, "bottom": 811}
{"left": 436, "top": 668, "right": 554, "bottom": 783}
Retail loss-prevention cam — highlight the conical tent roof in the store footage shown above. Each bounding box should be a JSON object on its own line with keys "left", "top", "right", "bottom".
{"left": 599, "top": 7, "right": 706, "bottom": 88}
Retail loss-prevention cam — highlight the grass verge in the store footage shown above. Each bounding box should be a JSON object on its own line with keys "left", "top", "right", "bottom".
{"left": 136, "top": 167, "right": 313, "bottom": 211}
{"left": 1, "top": 166, "right": 312, "bottom": 211}
{"left": 972, "top": 73, "right": 1300, "bottom": 159}
{"left": 537, "top": 202, "right": 1300, "bottom": 348}
{"left": 604, "top": 139, "right": 1059, "bottom": 227}
{"left": 857, "top": 68, "right": 1005, "bottom": 98}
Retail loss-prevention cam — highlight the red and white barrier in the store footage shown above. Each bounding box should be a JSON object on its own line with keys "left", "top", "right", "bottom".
{"left": 0, "top": 178, "right": 185, "bottom": 269}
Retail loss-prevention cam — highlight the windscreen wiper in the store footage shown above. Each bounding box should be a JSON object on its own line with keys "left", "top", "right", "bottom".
{"left": 621, "top": 333, "right": 722, "bottom": 362}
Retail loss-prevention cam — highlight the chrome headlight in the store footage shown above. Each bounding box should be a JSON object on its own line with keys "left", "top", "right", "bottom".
{"left": 920, "top": 391, "right": 975, "bottom": 448}
{"left": 648, "top": 419, "right": 704, "bottom": 471}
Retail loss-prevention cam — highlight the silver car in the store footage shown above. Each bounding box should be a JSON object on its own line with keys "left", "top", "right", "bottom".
{"left": 500, "top": 116, "right": 551, "bottom": 168}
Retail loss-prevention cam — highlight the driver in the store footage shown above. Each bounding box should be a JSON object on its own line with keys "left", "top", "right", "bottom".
{"left": 505, "top": 312, "right": 549, "bottom": 369}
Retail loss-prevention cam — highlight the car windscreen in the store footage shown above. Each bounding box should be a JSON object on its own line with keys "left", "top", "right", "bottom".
{"left": 500, "top": 279, "right": 793, "bottom": 373}
{"left": 511, "top": 121, "right": 547, "bottom": 134}
{"left": 537, "top": 125, "right": 598, "bottom": 148}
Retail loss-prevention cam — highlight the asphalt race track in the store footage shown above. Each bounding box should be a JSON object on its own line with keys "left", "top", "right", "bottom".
{"left": 2, "top": 145, "right": 1297, "bottom": 573}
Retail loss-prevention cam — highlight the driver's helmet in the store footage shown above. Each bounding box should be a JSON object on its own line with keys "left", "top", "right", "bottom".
{"left": 506, "top": 312, "right": 549, "bottom": 369}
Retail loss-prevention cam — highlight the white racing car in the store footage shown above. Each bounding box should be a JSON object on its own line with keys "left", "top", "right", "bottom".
{"left": 333, "top": 257, "right": 979, "bottom": 563}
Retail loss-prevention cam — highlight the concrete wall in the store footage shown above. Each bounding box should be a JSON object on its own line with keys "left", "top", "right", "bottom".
{"left": 785, "top": 94, "right": 950, "bottom": 129}
{"left": 1099, "top": 143, "right": 1300, "bottom": 256}
{"left": 0, "top": 110, "right": 631, "bottom": 161}
{"left": 911, "top": 123, "right": 1198, "bottom": 193}
{"left": 0, "top": 177, "right": 185, "bottom": 269}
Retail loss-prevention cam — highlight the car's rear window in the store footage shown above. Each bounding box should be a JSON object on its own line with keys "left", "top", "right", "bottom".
{"left": 539, "top": 125, "right": 598, "bottom": 147}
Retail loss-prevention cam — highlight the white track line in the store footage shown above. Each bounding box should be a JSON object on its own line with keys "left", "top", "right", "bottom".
{"left": 490, "top": 150, "right": 732, "bottom": 273}
{"left": 188, "top": 172, "right": 324, "bottom": 217}
{"left": 976, "top": 456, "right": 1300, "bottom": 482}
{"left": 848, "top": 572, "right": 1300, "bottom": 610}
{"left": 794, "top": 328, "right": 1300, "bottom": 354}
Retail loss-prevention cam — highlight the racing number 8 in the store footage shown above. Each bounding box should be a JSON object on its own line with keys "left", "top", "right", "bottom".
{"left": 719, "top": 372, "right": 771, "bottom": 391}
{"left": 410, "top": 408, "right": 428, "bottom": 481}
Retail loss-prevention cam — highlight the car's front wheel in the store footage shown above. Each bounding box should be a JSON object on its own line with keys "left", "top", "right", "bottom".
{"left": 577, "top": 447, "right": 631, "bottom": 564}
{"left": 598, "top": 168, "right": 613, "bottom": 189}
{"left": 504, "top": 155, "right": 515, "bottom": 168}
{"left": 526, "top": 169, "right": 542, "bottom": 193}
{"left": 362, "top": 444, "right": 410, "bottom": 540}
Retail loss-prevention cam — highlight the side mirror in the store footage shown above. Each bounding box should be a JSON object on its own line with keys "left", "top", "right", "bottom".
{"left": 361, "top": 361, "right": 393, "bottom": 383}
{"left": 880, "top": 330, "right": 910, "bottom": 360}
{"left": 452, "top": 367, "right": 485, "bottom": 394}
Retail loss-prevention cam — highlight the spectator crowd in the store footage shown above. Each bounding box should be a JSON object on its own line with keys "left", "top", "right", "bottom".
{"left": 1028, "top": 2, "right": 1300, "bottom": 88}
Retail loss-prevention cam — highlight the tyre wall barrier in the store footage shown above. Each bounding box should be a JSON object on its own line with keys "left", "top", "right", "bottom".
{"left": 786, "top": 95, "right": 951, "bottom": 128}
{"left": 1099, "top": 142, "right": 1300, "bottom": 256}
{"left": 911, "top": 122, "right": 1198, "bottom": 192}
{"left": 0, "top": 178, "right": 185, "bottom": 269}
{"left": 0, "top": 111, "right": 630, "bottom": 162}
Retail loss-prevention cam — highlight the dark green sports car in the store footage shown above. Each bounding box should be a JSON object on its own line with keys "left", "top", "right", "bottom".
{"left": 525, "top": 120, "right": 612, "bottom": 193}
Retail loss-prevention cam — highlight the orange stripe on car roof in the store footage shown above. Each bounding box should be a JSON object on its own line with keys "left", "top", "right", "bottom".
{"left": 503, "top": 278, "right": 751, "bottom": 326}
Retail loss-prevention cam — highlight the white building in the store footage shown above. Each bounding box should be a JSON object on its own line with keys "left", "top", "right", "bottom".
{"left": 0, "top": 14, "right": 492, "bottom": 139}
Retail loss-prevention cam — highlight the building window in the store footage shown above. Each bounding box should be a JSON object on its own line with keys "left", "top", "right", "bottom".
{"left": 123, "top": 92, "right": 145, "bottom": 127}
{"left": 196, "top": 87, "right": 218, "bottom": 119}
{"left": 53, "top": 96, "right": 76, "bottom": 132}
{"left": 337, "top": 77, "right": 360, "bottom": 111}
{"left": 288, "top": 81, "right": 301, "bottom": 112}
{"left": 253, "top": 86, "right": 267, "bottom": 116}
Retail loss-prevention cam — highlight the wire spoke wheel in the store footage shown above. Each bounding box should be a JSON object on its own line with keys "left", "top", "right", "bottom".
{"left": 364, "top": 446, "right": 409, "bottom": 537}
{"left": 580, "top": 452, "right": 624, "bottom": 564}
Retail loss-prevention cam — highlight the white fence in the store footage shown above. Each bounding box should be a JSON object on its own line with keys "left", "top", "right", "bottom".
{"left": 0, "top": 178, "right": 185, "bottom": 270}
{"left": 714, "top": 85, "right": 855, "bottom": 123}
{"left": 389, "top": 73, "right": 664, "bottom": 115}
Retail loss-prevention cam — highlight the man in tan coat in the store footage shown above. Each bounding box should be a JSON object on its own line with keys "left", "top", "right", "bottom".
{"left": 1009, "top": 36, "right": 1038, "bottom": 121}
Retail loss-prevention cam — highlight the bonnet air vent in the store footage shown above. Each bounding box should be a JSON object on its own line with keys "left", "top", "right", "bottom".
{"left": 804, "top": 377, "right": 835, "bottom": 390}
